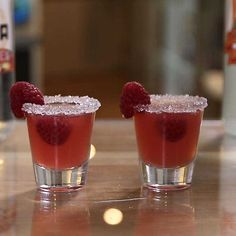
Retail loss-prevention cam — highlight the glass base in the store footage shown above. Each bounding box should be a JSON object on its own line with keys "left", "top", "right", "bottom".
{"left": 140, "top": 160, "right": 195, "bottom": 191}
{"left": 33, "top": 162, "right": 88, "bottom": 192}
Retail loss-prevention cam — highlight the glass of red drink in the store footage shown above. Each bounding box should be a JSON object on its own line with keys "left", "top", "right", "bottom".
{"left": 134, "top": 95, "right": 207, "bottom": 191}
{"left": 22, "top": 95, "right": 100, "bottom": 192}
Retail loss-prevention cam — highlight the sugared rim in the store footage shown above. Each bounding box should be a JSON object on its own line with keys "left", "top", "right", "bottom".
{"left": 136, "top": 94, "right": 208, "bottom": 113}
{"left": 22, "top": 95, "right": 101, "bottom": 115}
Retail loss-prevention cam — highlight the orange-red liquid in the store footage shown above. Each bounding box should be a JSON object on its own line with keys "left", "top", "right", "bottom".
{"left": 134, "top": 111, "right": 202, "bottom": 168}
{"left": 26, "top": 113, "right": 95, "bottom": 169}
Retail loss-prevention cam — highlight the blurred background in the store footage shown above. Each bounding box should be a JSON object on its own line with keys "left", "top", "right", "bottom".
{"left": 14, "top": 0, "right": 224, "bottom": 119}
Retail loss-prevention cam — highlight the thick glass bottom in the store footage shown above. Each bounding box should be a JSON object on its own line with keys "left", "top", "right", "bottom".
{"left": 33, "top": 162, "right": 88, "bottom": 192}
{"left": 140, "top": 160, "right": 195, "bottom": 191}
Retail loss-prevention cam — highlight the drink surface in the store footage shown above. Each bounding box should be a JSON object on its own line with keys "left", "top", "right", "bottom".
{"left": 26, "top": 113, "right": 95, "bottom": 169}
{"left": 134, "top": 95, "right": 207, "bottom": 168}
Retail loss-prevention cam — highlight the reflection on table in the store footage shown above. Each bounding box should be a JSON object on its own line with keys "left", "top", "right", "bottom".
{"left": 0, "top": 120, "right": 235, "bottom": 235}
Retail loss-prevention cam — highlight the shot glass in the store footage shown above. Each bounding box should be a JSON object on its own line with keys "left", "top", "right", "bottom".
{"left": 134, "top": 95, "right": 207, "bottom": 191}
{"left": 23, "top": 95, "right": 101, "bottom": 192}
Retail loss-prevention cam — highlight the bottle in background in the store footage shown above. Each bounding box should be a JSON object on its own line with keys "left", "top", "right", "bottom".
{"left": 223, "top": 0, "right": 236, "bottom": 135}
{"left": 0, "top": 0, "right": 15, "bottom": 141}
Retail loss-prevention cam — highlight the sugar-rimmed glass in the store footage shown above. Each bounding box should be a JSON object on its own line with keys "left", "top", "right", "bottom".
{"left": 23, "top": 95, "right": 101, "bottom": 192}
{"left": 134, "top": 95, "right": 207, "bottom": 191}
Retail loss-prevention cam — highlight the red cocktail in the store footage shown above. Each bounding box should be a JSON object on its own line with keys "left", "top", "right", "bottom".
{"left": 134, "top": 95, "right": 207, "bottom": 191}
{"left": 23, "top": 95, "right": 100, "bottom": 192}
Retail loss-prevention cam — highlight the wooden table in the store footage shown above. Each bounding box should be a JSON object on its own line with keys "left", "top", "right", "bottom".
{"left": 0, "top": 120, "right": 235, "bottom": 235}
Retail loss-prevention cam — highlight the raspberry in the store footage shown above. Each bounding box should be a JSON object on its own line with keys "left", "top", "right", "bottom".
{"left": 120, "top": 81, "right": 150, "bottom": 118}
{"left": 9, "top": 82, "right": 44, "bottom": 118}
{"left": 36, "top": 116, "right": 71, "bottom": 145}
{"left": 159, "top": 114, "right": 187, "bottom": 142}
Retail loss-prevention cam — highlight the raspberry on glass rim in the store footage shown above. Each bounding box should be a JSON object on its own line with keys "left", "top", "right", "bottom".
{"left": 9, "top": 81, "right": 44, "bottom": 118}
{"left": 120, "top": 81, "right": 150, "bottom": 118}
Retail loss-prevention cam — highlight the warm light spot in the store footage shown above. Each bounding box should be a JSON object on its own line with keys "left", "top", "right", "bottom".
{"left": 201, "top": 70, "right": 223, "bottom": 100}
{"left": 0, "top": 159, "right": 4, "bottom": 165}
{"left": 89, "top": 144, "right": 96, "bottom": 159}
{"left": 103, "top": 208, "right": 123, "bottom": 225}
{"left": 2, "top": 62, "right": 10, "bottom": 70}
{"left": 0, "top": 122, "right": 6, "bottom": 129}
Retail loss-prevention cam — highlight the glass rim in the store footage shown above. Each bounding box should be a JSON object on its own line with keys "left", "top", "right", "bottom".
{"left": 136, "top": 94, "right": 208, "bottom": 114}
{"left": 22, "top": 95, "right": 101, "bottom": 116}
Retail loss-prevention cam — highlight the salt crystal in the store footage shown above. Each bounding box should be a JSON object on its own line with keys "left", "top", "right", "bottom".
{"left": 136, "top": 94, "right": 207, "bottom": 113}
{"left": 22, "top": 95, "right": 101, "bottom": 115}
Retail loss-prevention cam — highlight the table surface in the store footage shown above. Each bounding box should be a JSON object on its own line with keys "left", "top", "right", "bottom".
{"left": 0, "top": 119, "right": 235, "bottom": 236}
